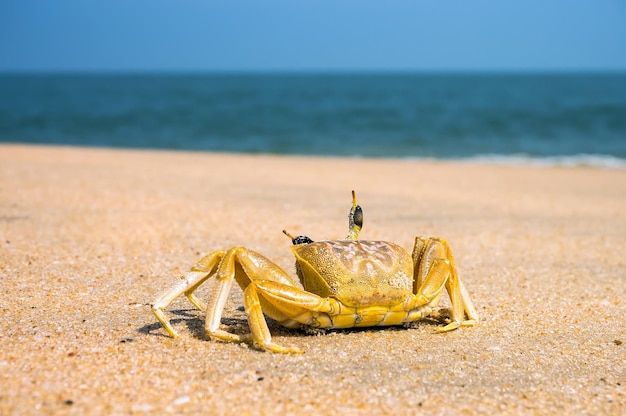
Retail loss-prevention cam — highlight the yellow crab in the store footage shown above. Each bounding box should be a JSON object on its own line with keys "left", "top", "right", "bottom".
{"left": 152, "top": 191, "right": 478, "bottom": 353}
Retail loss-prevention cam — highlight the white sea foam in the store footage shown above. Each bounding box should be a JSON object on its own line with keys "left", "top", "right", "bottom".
{"left": 451, "top": 154, "right": 626, "bottom": 169}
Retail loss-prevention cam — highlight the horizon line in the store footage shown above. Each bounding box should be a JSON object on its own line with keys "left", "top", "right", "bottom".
{"left": 2, "top": 67, "right": 626, "bottom": 76}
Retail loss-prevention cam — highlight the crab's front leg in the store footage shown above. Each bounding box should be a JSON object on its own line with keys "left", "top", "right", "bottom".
{"left": 409, "top": 237, "right": 479, "bottom": 331}
{"left": 152, "top": 250, "right": 226, "bottom": 337}
{"left": 208, "top": 247, "right": 324, "bottom": 353}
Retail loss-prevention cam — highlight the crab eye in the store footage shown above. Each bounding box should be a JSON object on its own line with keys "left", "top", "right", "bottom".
{"left": 353, "top": 205, "right": 363, "bottom": 229}
{"left": 292, "top": 235, "right": 314, "bottom": 245}
{"left": 282, "top": 229, "right": 314, "bottom": 245}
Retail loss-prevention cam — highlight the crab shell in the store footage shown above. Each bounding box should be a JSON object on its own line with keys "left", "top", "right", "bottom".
{"left": 292, "top": 240, "right": 414, "bottom": 308}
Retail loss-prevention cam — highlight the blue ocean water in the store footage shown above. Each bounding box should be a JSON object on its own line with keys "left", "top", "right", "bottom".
{"left": 1, "top": 73, "right": 625, "bottom": 166}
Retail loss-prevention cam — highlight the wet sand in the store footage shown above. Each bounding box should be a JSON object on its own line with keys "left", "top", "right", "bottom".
{"left": 1, "top": 144, "right": 625, "bottom": 415}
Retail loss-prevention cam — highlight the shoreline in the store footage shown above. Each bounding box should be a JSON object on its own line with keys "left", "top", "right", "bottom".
{"left": 2, "top": 142, "right": 625, "bottom": 169}
{"left": 1, "top": 143, "right": 624, "bottom": 414}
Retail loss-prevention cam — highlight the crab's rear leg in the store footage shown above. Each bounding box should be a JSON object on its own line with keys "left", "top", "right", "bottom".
{"left": 152, "top": 250, "right": 226, "bottom": 337}
{"left": 411, "top": 237, "right": 479, "bottom": 331}
{"left": 440, "top": 262, "right": 479, "bottom": 331}
{"left": 440, "top": 238, "right": 479, "bottom": 329}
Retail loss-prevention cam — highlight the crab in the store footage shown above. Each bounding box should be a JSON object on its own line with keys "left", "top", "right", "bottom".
{"left": 152, "top": 191, "right": 478, "bottom": 353}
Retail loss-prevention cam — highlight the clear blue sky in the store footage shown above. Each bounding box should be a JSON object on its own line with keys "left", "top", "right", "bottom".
{"left": 1, "top": 0, "right": 625, "bottom": 72}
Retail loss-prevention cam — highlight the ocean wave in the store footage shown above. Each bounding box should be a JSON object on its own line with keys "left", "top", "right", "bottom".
{"left": 451, "top": 154, "right": 626, "bottom": 169}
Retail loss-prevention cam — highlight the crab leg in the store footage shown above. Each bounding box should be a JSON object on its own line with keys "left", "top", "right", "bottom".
{"left": 441, "top": 239, "right": 479, "bottom": 329}
{"left": 410, "top": 237, "right": 479, "bottom": 331}
{"left": 152, "top": 250, "right": 226, "bottom": 337}
{"left": 203, "top": 268, "right": 251, "bottom": 343}
{"left": 248, "top": 279, "right": 412, "bottom": 329}
{"left": 249, "top": 279, "right": 336, "bottom": 323}
{"left": 435, "top": 258, "right": 478, "bottom": 331}
{"left": 203, "top": 247, "right": 305, "bottom": 351}
{"left": 243, "top": 283, "right": 305, "bottom": 353}
{"left": 449, "top": 278, "right": 479, "bottom": 329}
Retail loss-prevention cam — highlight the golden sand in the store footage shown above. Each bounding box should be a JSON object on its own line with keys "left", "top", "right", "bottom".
{"left": 1, "top": 144, "right": 624, "bottom": 414}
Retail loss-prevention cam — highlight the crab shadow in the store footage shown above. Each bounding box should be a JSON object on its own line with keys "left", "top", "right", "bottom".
{"left": 139, "top": 307, "right": 451, "bottom": 341}
{"left": 300, "top": 315, "right": 448, "bottom": 338}
{"left": 138, "top": 309, "right": 250, "bottom": 340}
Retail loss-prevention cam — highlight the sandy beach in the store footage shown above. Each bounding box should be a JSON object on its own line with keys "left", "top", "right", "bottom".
{"left": 1, "top": 143, "right": 624, "bottom": 415}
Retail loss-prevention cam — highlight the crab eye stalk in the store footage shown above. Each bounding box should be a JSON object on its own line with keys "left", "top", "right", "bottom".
{"left": 346, "top": 190, "right": 363, "bottom": 241}
{"left": 282, "top": 229, "right": 314, "bottom": 245}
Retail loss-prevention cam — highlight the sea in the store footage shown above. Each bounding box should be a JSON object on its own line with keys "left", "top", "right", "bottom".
{"left": 1, "top": 72, "right": 625, "bottom": 167}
